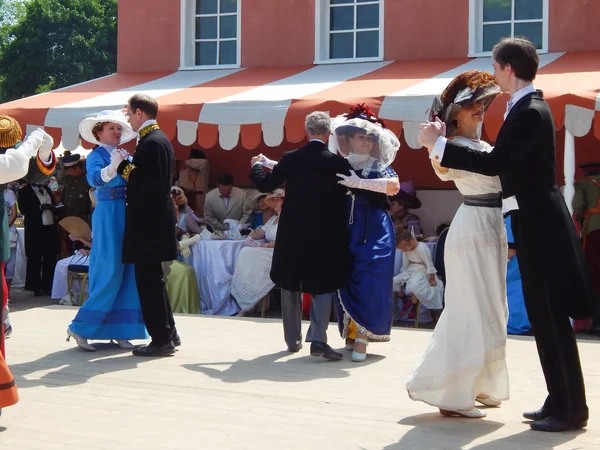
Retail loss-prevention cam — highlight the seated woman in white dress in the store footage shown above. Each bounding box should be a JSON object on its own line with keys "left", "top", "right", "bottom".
{"left": 231, "top": 189, "right": 284, "bottom": 312}
{"left": 394, "top": 231, "right": 444, "bottom": 320}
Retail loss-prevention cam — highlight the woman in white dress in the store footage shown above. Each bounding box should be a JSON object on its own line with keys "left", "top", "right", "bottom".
{"left": 394, "top": 231, "right": 444, "bottom": 314}
{"left": 231, "top": 189, "right": 284, "bottom": 312}
{"left": 406, "top": 71, "right": 509, "bottom": 418}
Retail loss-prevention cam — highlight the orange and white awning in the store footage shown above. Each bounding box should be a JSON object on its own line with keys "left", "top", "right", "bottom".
{"left": 1, "top": 51, "right": 599, "bottom": 152}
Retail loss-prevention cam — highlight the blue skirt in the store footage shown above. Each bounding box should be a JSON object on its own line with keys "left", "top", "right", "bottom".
{"left": 69, "top": 198, "right": 148, "bottom": 340}
{"left": 337, "top": 195, "right": 394, "bottom": 341}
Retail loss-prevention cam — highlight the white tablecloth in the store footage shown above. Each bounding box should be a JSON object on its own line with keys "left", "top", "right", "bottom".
{"left": 12, "top": 228, "right": 26, "bottom": 289}
{"left": 394, "top": 241, "right": 437, "bottom": 276}
{"left": 190, "top": 239, "right": 245, "bottom": 316}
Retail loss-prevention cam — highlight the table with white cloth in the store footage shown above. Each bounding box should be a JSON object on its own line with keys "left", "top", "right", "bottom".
{"left": 189, "top": 239, "right": 245, "bottom": 316}
{"left": 12, "top": 227, "right": 26, "bottom": 288}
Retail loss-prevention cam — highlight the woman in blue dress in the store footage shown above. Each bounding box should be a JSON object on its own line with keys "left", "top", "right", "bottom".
{"left": 332, "top": 105, "right": 401, "bottom": 362}
{"left": 505, "top": 213, "right": 532, "bottom": 335}
{"left": 66, "top": 110, "right": 148, "bottom": 351}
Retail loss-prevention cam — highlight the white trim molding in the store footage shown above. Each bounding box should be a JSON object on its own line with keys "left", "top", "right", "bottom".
{"left": 180, "top": 0, "right": 242, "bottom": 70}
{"left": 314, "top": 0, "right": 384, "bottom": 64}
{"left": 468, "top": 0, "right": 548, "bottom": 57}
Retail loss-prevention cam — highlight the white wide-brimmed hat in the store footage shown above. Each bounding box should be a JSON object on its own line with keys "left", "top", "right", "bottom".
{"left": 79, "top": 110, "right": 136, "bottom": 146}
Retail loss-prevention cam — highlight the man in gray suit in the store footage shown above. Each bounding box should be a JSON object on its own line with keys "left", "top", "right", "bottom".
{"left": 204, "top": 173, "right": 252, "bottom": 231}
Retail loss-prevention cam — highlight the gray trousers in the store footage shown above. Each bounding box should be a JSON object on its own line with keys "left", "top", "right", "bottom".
{"left": 280, "top": 289, "right": 333, "bottom": 350}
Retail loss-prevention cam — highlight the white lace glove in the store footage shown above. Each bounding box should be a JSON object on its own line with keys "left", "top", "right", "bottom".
{"left": 19, "top": 128, "right": 46, "bottom": 158}
{"left": 337, "top": 172, "right": 388, "bottom": 194}
{"left": 100, "top": 150, "right": 126, "bottom": 182}
{"left": 38, "top": 132, "right": 54, "bottom": 162}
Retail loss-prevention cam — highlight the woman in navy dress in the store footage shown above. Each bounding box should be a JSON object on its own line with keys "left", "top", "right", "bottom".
{"left": 332, "top": 105, "right": 401, "bottom": 362}
{"left": 66, "top": 111, "right": 148, "bottom": 351}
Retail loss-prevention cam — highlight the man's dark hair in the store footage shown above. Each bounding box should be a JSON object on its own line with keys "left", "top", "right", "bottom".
{"left": 217, "top": 172, "right": 234, "bottom": 186}
{"left": 492, "top": 37, "right": 539, "bottom": 82}
{"left": 128, "top": 94, "right": 159, "bottom": 119}
{"left": 190, "top": 148, "right": 206, "bottom": 159}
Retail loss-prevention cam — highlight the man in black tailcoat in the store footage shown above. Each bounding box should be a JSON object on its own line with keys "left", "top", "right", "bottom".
{"left": 419, "top": 38, "right": 597, "bottom": 432}
{"left": 115, "top": 94, "right": 179, "bottom": 357}
{"left": 250, "top": 111, "right": 352, "bottom": 360}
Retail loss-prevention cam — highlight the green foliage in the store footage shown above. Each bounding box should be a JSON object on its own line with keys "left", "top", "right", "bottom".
{"left": 0, "top": 0, "right": 117, "bottom": 102}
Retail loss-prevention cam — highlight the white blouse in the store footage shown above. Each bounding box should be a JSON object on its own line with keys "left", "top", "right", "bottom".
{"left": 262, "top": 215, "right": 279, "bottom": 242}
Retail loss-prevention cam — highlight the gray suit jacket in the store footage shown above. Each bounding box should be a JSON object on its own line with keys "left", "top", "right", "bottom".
{"left": 203, "top": 186, "right": 251, "bottom": 231}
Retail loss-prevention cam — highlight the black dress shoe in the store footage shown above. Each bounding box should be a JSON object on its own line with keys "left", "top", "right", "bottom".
{"left": 172, "top": 334, "right": 181, "bottom": 347}
{"left": 132, "top": 342, "right": 176, "bottom": 357}
{"left": 529, "top": 416, "right": 587, "bottom": 432}
{"left": 287, "top": 343, "right": 303, "bottom": 353}
{"left": 523, "top": 407, "right": 551, "bottom": 421}
{"left": 310, "top": 341, "right": 343, "bottom": 361}
{"left": 33, "top": 289, "right": 43, "bottom": 297}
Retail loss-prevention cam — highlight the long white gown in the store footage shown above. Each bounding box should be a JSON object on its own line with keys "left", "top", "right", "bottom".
{"left": 231, "top": 216, "right": 278, "bottom": 311}
{"left": 406, "top": 137, "right": 509, "bottom": 411}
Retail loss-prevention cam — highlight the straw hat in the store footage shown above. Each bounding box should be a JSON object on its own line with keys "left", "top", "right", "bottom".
{"left": 0, "top": 115, "right": 23, "bottom": 149}
{"left": 263, "top": 189, "right": 285, "bottom": 209}
{"left": 79, "top": 110, "right": 136, "bottom": 146}
{"left": 59, "top": 216, "right": 92, "bottom": 242}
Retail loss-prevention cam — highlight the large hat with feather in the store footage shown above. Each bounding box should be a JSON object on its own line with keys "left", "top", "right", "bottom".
{"left": 429, "top": 70, "right": 501, "bottom": 137}
{"left": 79, "top": 110, "right": 136, "bottom": 146}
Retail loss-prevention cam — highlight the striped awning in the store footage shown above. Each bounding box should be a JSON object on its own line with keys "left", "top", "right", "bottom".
{"left": 1, "top": 51, "right": 599, "bottom": 152}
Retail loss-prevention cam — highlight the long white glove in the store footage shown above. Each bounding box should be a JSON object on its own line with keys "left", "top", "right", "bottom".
{"left": 100, "top": 150, "right": 126, "bottom": 182}
{"left": 38, "top": 132, "right": 54, "bottom": 162}
{"left": 337, "top": 172, "right": 388, "bottom": 194}
{"left": 19, "top": 128, "right": 47, "bottom": 158}
{"left": 258, "top": 154, "right": 277, "bottom": 169}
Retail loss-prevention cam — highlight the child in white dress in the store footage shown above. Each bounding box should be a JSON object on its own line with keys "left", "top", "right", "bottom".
{"left": 394, "top": 232, "right": 444, "bottom": 318}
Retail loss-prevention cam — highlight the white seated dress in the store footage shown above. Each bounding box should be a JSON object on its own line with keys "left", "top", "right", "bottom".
{"left": 231, "top": 216, "right": 278, "bottom": 311}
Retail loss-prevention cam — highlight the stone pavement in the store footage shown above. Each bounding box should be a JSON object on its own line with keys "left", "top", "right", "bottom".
{"left": 0, "top": 295, "right": 598, "bottom": 449}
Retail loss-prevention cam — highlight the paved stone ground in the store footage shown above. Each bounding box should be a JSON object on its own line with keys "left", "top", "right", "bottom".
{"left": 0, "top": 289, "right": 598, "bottom": 449}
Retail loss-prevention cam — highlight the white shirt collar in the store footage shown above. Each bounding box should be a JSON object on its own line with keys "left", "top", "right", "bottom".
{"left": 509, "top": 84, "right": 536, "bottom": 108}
{"left": 98, "top": 144, "right": 116, "bottom": 152}
{"left": 140, "top": 119, "right": 157, "bottom": 132}
{"left": 310, "top": 139, "right": 325, "bottom": 144}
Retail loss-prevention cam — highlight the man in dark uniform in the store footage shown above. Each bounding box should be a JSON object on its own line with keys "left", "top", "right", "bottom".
{"left": 115, "top": 94, "right": 179, "bottom": 357}
{"left": 58, "top": 152, "right": 91, "bottom": 258}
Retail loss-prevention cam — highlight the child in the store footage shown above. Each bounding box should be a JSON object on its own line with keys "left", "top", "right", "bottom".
{"left": 394, "top": 231, "right": 444, "bottom": 319}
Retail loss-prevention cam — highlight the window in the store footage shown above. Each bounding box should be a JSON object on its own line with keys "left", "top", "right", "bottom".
{"left": 469, "top": 0, "right": 548, "bottom": 56}
{"left": 315, "top": 0, "right": 384, "bottom": 63}
{"left": 180, "top": 0, "right": 240, "bottom": 69}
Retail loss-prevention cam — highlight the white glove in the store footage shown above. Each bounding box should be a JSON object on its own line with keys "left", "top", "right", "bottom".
{"left": 19, "top": 128, "right": 46, "bottom": 158}
{"left": 100, "top": 150, "right": 126, "bottom": 182}
{"left": 244, "top": 238, "right": 261, "bottom": 248}
{"left": 259, "top": 154, "right": 277, "bottom": 169}
{"left": 38, "top": 132, "right": 54, "bottom": 161}
{"left": 116, "top": 148, "right": 130, "bottom": 160}
{"left": 337, "top": 172, "right": 388, "bottom": 194}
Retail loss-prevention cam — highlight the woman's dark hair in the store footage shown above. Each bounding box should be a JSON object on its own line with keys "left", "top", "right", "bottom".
{"left": 217, "top": 172, "right": 234, "bottom": 186}
{"left": 492, "top": 37, "right": 539, "bottom": 82}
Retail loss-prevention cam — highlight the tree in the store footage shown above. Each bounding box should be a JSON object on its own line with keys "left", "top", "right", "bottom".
{"left": 0, "top": 0, "right": 117, "bottom": 102}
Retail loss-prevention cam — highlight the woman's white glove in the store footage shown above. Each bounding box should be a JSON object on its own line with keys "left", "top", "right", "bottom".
{"left": 19, "top": 128, "right": 47, "bottom": 158}
{"left": 38, "top": 132, "right": 54, "bottom": 161}
{"left": 100, "top": 150, "right": 126, "bottom": 182}
{"left": 336, "top": 172, "right": 388, "bottom": 194}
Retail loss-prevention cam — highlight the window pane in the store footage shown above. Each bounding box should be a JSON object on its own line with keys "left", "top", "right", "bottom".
{"left": 330, "top": 6, "right": 354, "bottom": 31}
{"left": 357, "top": 0, "right": 377, "bottom": 2}
{"left": 220, "top": 15, "right": 236, "bottom": 38}
{"left": 196, "top": 16, "right": 217, "bottom": 39}
{"left": 356, "top": 30, "right": 378, "bottom": 58}
{"left": 219, "top": 40, "right": 237, "bottom": 65}
{"left": 483, "top": 0, "right": 511, "bottom": 22}
{"left": 515, "top": 0, "right": 542, "bottom": 20}
{"left": 330, "top": 32, "right": 353, "bottom": 59}
{"left": 197, "top": 0, "right": 217, "bottom": 15}
{"left": 196, "top": 42, "right": 217, "bottom": 66}
{"left": 331, "top": 0, "right": 353, "bottom": 4}
{"left": 357, "top": 4, "right": 379, "bottom": 29}
{"left": 220, "top": 0, "right": 237, "bottom": 13}
{"left": 482, "top": 23, "right": 511, "bottom": 52}
{"left": 515, "top": 22, "right": 543, "bottom": 49}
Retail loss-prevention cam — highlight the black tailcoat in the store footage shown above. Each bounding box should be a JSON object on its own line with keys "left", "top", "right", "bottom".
{"left": 119, "top": 129, "right": 178, "bottom": 264}
{"left": 250, "top": 140, "right": 352, "bottom": 294}
{"left": 440, "top": 90, "right": 594, "bottom": 422}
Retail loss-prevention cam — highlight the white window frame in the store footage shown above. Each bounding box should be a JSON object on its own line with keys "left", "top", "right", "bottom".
{"left": 468, "top": 0, "right": 548, "bottom": 57}
{"left": 314, "top": 0, "right": 384, "bottom": 65}
{"left": 179, "top": 0, "right": 241, "bottom": 70}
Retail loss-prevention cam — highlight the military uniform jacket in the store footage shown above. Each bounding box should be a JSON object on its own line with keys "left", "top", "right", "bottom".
{"left": 60, "top": 174, "right": 91, "bottom": 223}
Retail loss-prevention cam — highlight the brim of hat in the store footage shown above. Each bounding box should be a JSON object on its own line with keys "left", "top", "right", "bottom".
{"left": 335, "top": 124, "right": 379, "bottom": 140}
{"left": 390, "top": 191, "right": 421, "bottom": 209}
{"left": 263, "top": 194, "right": 285, "bottom": 208}
{"left": 79, "top": 116, "right": 136, "bottom": 146}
